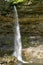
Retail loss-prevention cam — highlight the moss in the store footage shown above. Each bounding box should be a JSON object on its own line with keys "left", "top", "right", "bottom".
{"left": 22, "top": 36, "right": 30, "bottom": 48}
{"left": 5, "top": 41, "right": 12, "bottom": 46}
{"left": 0, "top": 49, "right": 13, "bottom": 56}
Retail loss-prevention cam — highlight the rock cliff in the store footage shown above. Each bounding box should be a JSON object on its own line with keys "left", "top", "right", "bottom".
{"left": 0, "top": 0, "right": 43, "bottom": 55}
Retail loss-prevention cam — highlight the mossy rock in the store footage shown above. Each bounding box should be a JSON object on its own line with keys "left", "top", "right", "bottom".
{"left": 0, "top": 49, "right": 13, "bottom": 56}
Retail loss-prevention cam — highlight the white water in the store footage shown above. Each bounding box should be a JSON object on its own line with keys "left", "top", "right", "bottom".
{"left": 12, "top": 6, "right": 28, "bottom": 63}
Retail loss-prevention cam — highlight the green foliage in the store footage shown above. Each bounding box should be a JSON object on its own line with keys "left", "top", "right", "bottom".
{"left": 0, "top": 49, "right": 13, "bottom": 56}
{"left": 5, "top": 0, "right": 26, "bottom": 4}
{"left": 22, "top": 36, "right": 30, "bottom": 48}
{"left": 5, "top": 41, "right": 11, "bottom": 46}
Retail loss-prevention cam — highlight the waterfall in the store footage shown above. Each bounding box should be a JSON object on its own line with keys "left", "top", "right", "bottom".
{"left": 12, "top": 5, "right": 28, "bottom": 63}
{"left": 13, "top": 5, "right": 22, "bottom": 61}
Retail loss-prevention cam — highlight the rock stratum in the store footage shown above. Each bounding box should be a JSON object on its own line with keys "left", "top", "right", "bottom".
{"left": 0, "top": 0, "right": 43, "bottom": 55}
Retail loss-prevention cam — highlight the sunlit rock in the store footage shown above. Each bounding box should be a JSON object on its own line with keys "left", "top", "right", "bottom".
{"left": 22, "top": 45, "right": 43, "bottom": 63}
{"left": 0, "top": 55, "right": 18, "bottom": 64}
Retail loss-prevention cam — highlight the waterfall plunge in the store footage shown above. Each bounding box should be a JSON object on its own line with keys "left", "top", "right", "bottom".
{"left": 12, "top": 6, "right": 28, "bottom": 63}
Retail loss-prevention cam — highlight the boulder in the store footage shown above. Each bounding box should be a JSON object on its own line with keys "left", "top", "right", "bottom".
{"left": 22, "top": 45, "right": 43, "bottom": 63}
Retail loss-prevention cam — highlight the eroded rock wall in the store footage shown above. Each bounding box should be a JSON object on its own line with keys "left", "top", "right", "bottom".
{"left": 0, "top": 1, "right": 43, "bottom": 55}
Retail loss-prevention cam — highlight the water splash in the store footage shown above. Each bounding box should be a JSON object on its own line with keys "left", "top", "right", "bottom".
{"left": 12, "top": 5, "right": 28, "bottom": 63}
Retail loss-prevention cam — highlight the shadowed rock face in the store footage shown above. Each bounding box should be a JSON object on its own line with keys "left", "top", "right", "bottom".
{"left": 0, "top": 0, "right": 43, "bottom": 55}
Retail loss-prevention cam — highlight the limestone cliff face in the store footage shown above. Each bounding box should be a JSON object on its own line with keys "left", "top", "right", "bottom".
{"left": 0, "top": 0, "right": 43, "bottom": 55}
